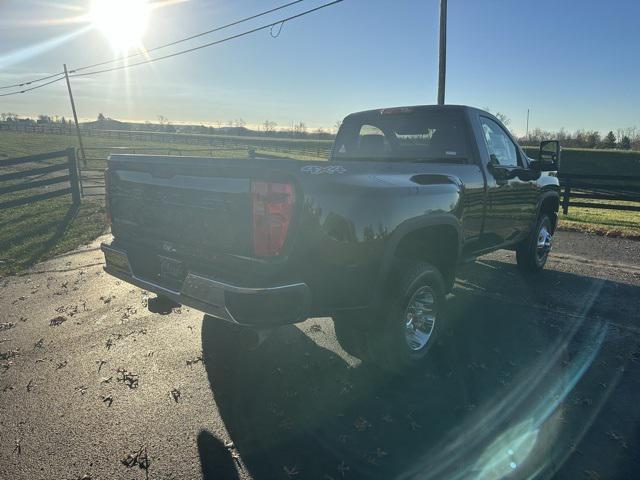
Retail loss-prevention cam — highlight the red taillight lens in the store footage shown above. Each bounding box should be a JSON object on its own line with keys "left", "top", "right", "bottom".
{"left": 104, "top": 169, "right": 112, "bottom": 226}
{"left": 251, "top": 181, "right": 295, "bottom": 257}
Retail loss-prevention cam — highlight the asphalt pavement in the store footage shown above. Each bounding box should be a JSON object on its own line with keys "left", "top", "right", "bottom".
{"left": 1, "top": 231, "right": 639, "bottom": 479}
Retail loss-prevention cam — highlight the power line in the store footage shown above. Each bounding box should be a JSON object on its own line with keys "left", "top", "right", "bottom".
{"left": 0, "top": 0, "right": 307, "bottom": 90}
{"left": 69, "top": 0, "right": 343, "bottom": 78}
{"left": 0, "top": 0, "right": 344, "bottom": 97}
{"left": 0, "top": 75, "right": 65, "bottom": 97}
{"left": 73, "top": 0, "right": 308, "bottom": 73}
{"left": 0, "top": 71, "right": 64, "bottom": 90}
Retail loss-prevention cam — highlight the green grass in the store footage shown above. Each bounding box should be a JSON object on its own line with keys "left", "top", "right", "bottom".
{"left": 0, "top": 130, "right": 328, "bottom": 164}
{"left": 558, "top": 200, "right": 640, "bottom": 238}
{"left": 0, "top": 195, "right": 106, "bottom": 276}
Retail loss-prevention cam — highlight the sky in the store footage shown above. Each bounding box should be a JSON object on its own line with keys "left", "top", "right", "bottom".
{"left": 0, "top": 0, "right": 639, "bottom": 135}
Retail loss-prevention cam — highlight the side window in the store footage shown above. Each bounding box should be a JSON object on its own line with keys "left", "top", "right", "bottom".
{"left": 480, "top": 117, "right": 519, "bottom": 167}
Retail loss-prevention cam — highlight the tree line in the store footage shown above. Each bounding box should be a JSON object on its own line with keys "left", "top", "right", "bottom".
{"left": 0, "top": 112, "right": 336, "bottom": 140}
{"left": 518, "top": 127, "right": 638, "bottom": 150}
{"left": 2, "top": 111, "right": 639, "bottom": 150}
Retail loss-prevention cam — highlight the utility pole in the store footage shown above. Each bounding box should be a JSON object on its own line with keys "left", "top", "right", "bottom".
{"left": 437, "top": 0, "right": 447, "bottom": 105}
{"left": 526, "top": 108, "right": 530, "bottom": 140}
{"left": 63, "top": 64, "right": 87, "bottom": 167}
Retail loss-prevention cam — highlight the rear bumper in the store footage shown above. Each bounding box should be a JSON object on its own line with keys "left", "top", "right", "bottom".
{"left": 101, "top": 243, "right": 311, "bottom": 326}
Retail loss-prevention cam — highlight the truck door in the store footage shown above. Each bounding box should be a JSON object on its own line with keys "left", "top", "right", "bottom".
{"left": 476, "top": 115, "right": 536, "bottom": 247}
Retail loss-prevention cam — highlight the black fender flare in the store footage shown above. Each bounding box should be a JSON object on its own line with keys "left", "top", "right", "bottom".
{"left": 536, "top": 190, "right": 561, "bottom": 231}
{"left": 370, "top": 214, "right": 463, "bottom": 309}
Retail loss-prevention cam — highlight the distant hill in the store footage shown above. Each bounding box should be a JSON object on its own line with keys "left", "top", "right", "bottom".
{"left": 81, "top": 117, "right": 129, "bottom": 130}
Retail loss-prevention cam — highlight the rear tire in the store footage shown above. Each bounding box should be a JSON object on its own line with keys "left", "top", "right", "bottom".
{"left": 516, "top": 213, "right": 554, "bottom": 272}
{"left": 334, "top": 262, "right": 445, "bottom": 372}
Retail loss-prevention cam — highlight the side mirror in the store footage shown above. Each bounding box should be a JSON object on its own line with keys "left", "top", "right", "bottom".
{"left": 534, "top": 140, "right": 560, "bottom": 171}
{"left": 487, "top": 155, "right": 508, "bottom": 180}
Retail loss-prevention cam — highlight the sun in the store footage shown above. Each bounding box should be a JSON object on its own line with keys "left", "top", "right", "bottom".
{"left": 90, "top": 0, "right": 150, "bottom": 53}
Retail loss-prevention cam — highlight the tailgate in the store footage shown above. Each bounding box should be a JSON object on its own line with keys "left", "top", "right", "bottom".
{"left": 108, "top": 156, "right": 254, "bottom": 257}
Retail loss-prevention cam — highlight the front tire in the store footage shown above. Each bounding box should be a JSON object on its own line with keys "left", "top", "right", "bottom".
{"left": 516, "top": 213, "right": 554, "bottom": 272}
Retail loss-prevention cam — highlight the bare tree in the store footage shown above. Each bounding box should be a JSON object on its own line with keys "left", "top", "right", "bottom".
{"left": 294, "top": 121, "right": 307, "bottom": 137}
{"left": 263, "top": 120, "right": 277, "bottom": 135}
{"left": 482, "top": 107, "right": 511, "bottom": 126}
{"left": 495, "top": 112, "right": 511, "bottom": 126}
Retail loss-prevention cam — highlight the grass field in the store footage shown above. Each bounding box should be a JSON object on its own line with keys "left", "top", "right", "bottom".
{"left": 559, "top": 200, "right": 640, "bottom": 239}
{"left": 0, "top": 129, "right": 328, "bottom": 165}
{"left": 0, "top": 130, "right": 638, "bottom": 275}
{"left": 0, "top": 196, "right": 105, "bottom": 276}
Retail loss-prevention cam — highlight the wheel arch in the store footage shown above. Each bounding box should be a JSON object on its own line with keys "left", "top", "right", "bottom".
{"left": 373, "top": 215, "right": 462, "bottom": 303}
{"left": 537, "top": 191, "right": 560, "bottom": 232}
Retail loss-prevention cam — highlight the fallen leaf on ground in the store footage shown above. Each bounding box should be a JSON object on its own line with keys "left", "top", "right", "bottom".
{"left": 116, "top": 368, "right": 139, "bottom": 389}
{"left": 283, "top": 465, "right": 299, "bottom": 478}
{"left": 49, "top": 316, "right": 66, "bottom": 326}
{"left": 354, "top": 417, "right": 371, "bottom": 432}
{"left": 337, "top": 462, "right": 349, "bottom": 477}
{"left": 170, "top": 388, "right": 181, "bottom": 403}
{"left": 96, "top": 359, "right": 107, "bottom": 372}
{"left": 0, "top": 350, "right": 19, "bottom": 361}
{"left": 121, "top": 445, "right": 149, "bottom": 471}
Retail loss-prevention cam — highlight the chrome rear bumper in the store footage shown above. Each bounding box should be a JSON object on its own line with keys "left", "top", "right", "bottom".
{"left": 101, "top": 243, "right": 311, "bottom": 325}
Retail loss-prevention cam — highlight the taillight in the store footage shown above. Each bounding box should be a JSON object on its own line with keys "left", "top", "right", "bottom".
{"left": 251, "top": 181, "right": 295, "bottom": 257}
{"left": 104, "top": 169, "right": 112, "bottom": 227}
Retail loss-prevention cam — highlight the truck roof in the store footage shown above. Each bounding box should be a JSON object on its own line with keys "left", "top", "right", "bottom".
{"left": 345, "top": 104, "right": 486, "bottom": 118}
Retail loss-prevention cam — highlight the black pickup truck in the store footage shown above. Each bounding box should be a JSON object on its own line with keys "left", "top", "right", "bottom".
{"left": 102, "top": 105, "right": 560, "bottom": 370}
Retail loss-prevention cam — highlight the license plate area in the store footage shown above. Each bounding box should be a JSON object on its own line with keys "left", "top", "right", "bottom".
{"left": 104, "top": 248, "right": 132, "bottom": 276}
{"left": 159, "top": 256, "right": 184, "bottom": 290}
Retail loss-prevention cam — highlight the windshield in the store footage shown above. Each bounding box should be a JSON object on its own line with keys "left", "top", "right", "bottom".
{"left": 333, "top": 109, "right": 469, "bottom": 162}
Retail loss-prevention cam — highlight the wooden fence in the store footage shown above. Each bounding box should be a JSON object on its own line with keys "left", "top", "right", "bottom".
{"left": 0, "top": 148, "right": 80, "bottom": 210}
{"left": 559, "top": 173, "right": 640, "bottom": 214}
{"left": 0, "top": 123, "right": 333, "bottom": 160}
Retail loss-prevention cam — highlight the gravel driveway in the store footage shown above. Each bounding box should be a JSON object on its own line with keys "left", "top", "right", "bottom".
{"left": 1, "top": 231, "right": 639, "bottom": 479}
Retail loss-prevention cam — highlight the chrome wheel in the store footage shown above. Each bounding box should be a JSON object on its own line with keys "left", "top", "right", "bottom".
{"left": 404, "top": 286, "right": 436, "bottom": 351}
{"left": 536, "top": 224, "right": 553, "bottom": 262}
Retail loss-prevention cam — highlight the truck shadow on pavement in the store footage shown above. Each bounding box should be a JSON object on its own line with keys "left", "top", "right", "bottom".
{"left": 198, "top": 259, "right": 640, "bottom": 479}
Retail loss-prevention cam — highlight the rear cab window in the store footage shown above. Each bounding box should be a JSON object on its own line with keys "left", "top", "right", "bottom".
{"left": 333, "top": 108, "right": 471, "bottom": 163}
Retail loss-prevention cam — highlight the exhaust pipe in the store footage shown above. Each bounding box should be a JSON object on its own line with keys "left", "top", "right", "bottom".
{"left": 148, "top": 295, "right": 181, "bottom": 315}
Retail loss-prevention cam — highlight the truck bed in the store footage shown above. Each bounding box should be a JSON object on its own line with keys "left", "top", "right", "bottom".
{"left": 104, "top": 153, "right": 475, "bottom": 324}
